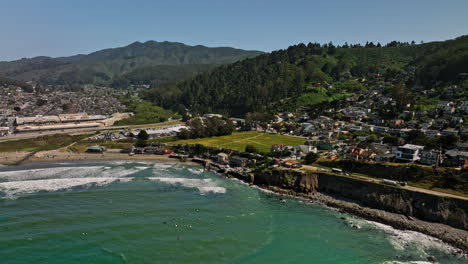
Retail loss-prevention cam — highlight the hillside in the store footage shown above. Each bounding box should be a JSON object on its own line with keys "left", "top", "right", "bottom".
{"left": 0, "top": 41, "right": 263, "bottom": 86}
{"left": 148, "top": 35, "right": 468, "bottom": 116}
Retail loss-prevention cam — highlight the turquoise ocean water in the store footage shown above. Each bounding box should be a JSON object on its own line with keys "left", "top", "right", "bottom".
{"left": 0, "top": 161, "right": 465, "bottom": 264}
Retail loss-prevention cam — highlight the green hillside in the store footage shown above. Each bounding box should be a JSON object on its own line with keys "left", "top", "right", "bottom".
{"left": 147, "top": 36, "right": 468, "bottom": 116}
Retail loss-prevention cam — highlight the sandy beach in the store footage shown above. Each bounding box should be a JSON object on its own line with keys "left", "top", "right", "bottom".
{"left": 0, "top": 152, "right": 33, "bottom": 165}
{"left": 0, "top": 150, "right": 178, "bottom": 165}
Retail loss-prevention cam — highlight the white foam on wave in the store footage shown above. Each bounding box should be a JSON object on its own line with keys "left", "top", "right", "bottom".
{"left": 0, "top": 166, "right": 146, "bottom": 182}
{"left": 0, "top": 166, "right": 105, "bottom": 182}
{"left": 0, "top": 177, "right": 132, "bottom": 199}
{"left": 148, "top": 177, "right": 226, "bottom": 194}
{"left": 367, "top": 221, "right": 462, "bottom": 257}
{"left": 153, "top": 163, "right": 176, "bottom": 170}
{"left": 187, "top": 168, "right": 204, "bottom": 175}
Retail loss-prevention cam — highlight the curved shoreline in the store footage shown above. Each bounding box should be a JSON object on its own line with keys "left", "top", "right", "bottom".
{"left": 255, "top": 184, "right": 468, "bottom": 255}
{"left": 2, "top": 153, "right": 468, "bottom": 255}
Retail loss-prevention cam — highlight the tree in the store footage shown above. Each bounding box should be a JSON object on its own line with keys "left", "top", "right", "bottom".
{"left": 438, "top": 134, "right": 460, "bottom": 148}
{"left": 304, "top": 152, "right": 320, "bottom": 165}
{"left": 137, "top": 130, "right": 149, "bottom": 140}
{"left": 245, "top": 144, "right": 259, "bottom": 153}
{"left": 135, "top": 139, "right": 147, "bottom": 148}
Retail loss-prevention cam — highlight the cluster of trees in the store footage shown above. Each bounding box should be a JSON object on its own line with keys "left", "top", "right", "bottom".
{"left": 111, "top": 64, "right": 218, "bottom": 88}
{"left": 177, "top": 117, "right": 235, "bottom": 139}
{"left": 114, "top": 101, "right": 179, "bottom": 126}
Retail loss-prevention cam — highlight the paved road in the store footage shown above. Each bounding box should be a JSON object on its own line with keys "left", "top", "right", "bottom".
{"left": 301, "top": 165, "right": 468, "bottom": 201}
{"left": 0, "top": 121, "right": 182, "bottom": 142}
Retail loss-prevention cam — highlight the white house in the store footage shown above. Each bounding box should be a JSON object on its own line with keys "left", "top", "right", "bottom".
{"left": 395, "top": 144, "right": 424, "bottom": 162}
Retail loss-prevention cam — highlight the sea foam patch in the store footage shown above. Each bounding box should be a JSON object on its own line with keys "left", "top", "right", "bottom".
{"left": 148, "top": 177, "right": 226, "bottom": 194}
{"left": 0, "top": 166, "right": 145, "bottom": 182}
{"left": 0, "top": 166, "right": 105, "bottom": 182}
{"left": 0, "top": 177, "right": 131, "bottom": 199}
{"left": 368, "top": 221, "right": 462, "bottom": 257}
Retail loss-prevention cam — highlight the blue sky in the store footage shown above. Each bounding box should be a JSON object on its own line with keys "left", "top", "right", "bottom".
{"left": 1, "top": 0, "right": 467, "bottom": 61}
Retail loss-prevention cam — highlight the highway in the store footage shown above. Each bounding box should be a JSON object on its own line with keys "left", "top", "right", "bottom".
{"left": 0, "top": 121, "right": 183, "bottom": 142}
{"left": 301, "top": 165, "right": 468, "bottom": 201}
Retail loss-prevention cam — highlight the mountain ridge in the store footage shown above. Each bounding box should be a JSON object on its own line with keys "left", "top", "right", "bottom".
{"left": 0, "top": 41, "right": 263, "bottom": 85}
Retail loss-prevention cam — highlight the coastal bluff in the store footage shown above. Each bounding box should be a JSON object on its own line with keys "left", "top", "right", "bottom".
{"left": 246, "top": 169, "right": 468, "bottom": 231}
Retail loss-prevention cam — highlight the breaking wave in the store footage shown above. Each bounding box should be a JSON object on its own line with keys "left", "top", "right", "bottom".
{"left": 366, "top": 221, "right": 466, "bottom": 263}
{"left": 0, "top": 177, "right": 132, "bottom": 199}
{"left": 148, "top": 177, "right": 226, "bottom": 194}
{"left": 0, "top": 165, "right": 147, "bottom": 198}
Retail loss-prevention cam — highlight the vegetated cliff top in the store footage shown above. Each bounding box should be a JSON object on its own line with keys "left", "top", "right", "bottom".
{"left": 155, "top": 35, "right": 468, "bottom": 116}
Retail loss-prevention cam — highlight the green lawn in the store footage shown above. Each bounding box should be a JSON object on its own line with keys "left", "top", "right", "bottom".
{"left": 169, "top": 131, "right": 306, "bottom": 153}
{"left": 296, "top": 92, "right": 352, "bottom": 107}
{"left": 0, "top": 134, "right": 88, "bottom": 152}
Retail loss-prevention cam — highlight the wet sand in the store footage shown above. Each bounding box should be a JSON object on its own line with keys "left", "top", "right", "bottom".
{"left": 0, "top": 150, "right": 178, "bottom": 165}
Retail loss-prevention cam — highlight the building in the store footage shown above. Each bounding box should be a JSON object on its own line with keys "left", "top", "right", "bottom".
{"left": 293, "top": 145, "right": 318, "bottom": 156}
{"left": 0, "top": 127, "right": 9, "bottom": 136}
{"left": 271, "top": 144, "right": 288, "bottom": 152}
{"left": 419, "top": 150, "right": 442, "bottom": 166}
{"left": 395, "top": 144, "right": 424, "bottom": 162}
{"left": 375, "top": 153, "right": 395, "bottom": 162}
{"left": 230, "top": 156, "right": 249, "bottom": 167}
{"left": 282, "top": 160, "right": 302, "bottom": 168}
{"left": 217, "top": 153, "right": 229, "bottom": 163}
{"left": 444, "top": 150, "right": 468, "bottom": 168}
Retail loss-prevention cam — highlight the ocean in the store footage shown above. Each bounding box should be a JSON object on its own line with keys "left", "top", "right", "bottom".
{"left": 0, "top": 161, "right": 465, "bottom": 264}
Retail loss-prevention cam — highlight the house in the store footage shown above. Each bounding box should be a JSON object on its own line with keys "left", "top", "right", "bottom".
{"left": 442, "top": 129, "right": 459, "bottom": 136}
{"left": 455, "top": 142, "right": 468, "bottom": 151}
{"left": 402, "top": 111, "right": 414, "bottom": 120}
{"left": 407, "top": 120, "right": 419, "bottom": 129}
{"left": 389, "top": 119, "right": 404, "bottom": 128}
{"left": 217, "top": 153, "right": 229, "bottom": 163}
{"left": 282, "top": 160, "right": 302, "bottom": 168}
{"left": 373, "top": 126, "right": 389, "bottom": 133}
{"left": 423, "top": 130, "right": 441, "bottom": 137}
{"left": 432, "top": 119, "right": 448, "bottom": 129}
{"left": 395, "top": 144, "right": 424, "bottom": 162}
{"left": 444, "top": 150, "right": 468, "bottom": 168}
{"left": 203, "top": 114, "right": 223, "bottom": 118}
{"left": 370, "top": 143, "right": 391, "bottom": 155}
{"left": 450, "top": 117, "right": 463, "bottom": 126}
{"left": 271, "top": 144, "right": 288, "bottom": 152}
{"left": 0, "top": 127, "right": 9, "bottom": 136}
{"left": 316, "top": 141, "right": 334, "bottom": 151}
{"left": 419, "top": 150, "right": 442, "bottom": 166}
{"left": 375, "top": 153, "right": 395, "bottom": 162}
{"left": 230, "top": 156, "right": 249, "bottom": 167}
{"left": 293, "top": 145, "right": 317, "bottom": 156}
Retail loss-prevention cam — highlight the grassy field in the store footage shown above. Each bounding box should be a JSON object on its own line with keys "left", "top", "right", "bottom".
{"left": 169, "top": 131, "right": 305, "bottom": 153}
{"left": 0, "top": 134, "right": 89, "bottom": 152}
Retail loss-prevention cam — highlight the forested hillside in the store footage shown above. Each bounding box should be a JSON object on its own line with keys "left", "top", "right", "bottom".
{"left": 0, "top": 41, "right": 262, "bottom": 86}
{"left": 145, "top": 36, "right": 468, "bottom": 116}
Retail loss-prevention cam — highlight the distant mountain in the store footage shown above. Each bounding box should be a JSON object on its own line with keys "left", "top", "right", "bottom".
{"left": 146, "top": 35, "right": 468, "bottom": 116}
{"left": 0, "top": 41, "right": 263, "bottom": 86}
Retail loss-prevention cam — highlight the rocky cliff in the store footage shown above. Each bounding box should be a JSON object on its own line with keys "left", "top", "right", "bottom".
{"left": 249, "top": 169, "right": 468, "bottom": 231}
